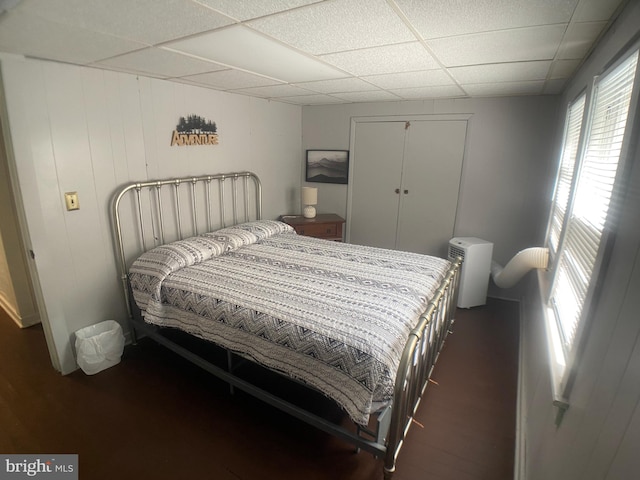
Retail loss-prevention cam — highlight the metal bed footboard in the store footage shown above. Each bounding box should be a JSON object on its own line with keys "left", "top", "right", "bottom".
{"left": 111, "top": 171, "right": 461, "bottom": 479}
{"left": 384, "top": 257, "right": 461, "bottom": 478}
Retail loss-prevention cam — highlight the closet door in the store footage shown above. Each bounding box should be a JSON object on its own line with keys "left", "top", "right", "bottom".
{"left": 349, "top": 121, "right": 406, "bottom": 249}
{"left": 397, "top": 120, "right": 467, "bottom": 257}
{"left": 349, "top": 118, "right": 467, "bottom": 257}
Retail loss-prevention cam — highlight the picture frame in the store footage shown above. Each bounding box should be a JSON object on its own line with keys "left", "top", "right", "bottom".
{"left": 305, "top": 150, "right": 349, "bottom": 184}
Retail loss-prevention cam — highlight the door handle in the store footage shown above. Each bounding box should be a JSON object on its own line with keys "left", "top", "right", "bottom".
{"left": 395, "top": 188, "right": 400, "bottom": 194}
{"left": 404, "top": 189, "right": 409, "bottom": 194}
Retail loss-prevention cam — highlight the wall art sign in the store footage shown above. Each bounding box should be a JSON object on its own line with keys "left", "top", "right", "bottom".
{"left": 305, "top": 150, "right": 349, "bottom": 184}
{"left": 170, "top": 115, "right": 218, "bottom": 146}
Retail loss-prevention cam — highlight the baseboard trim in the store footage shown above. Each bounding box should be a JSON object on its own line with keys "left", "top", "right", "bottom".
{"left": 0, "top": 293, "right": 22, "bottom": 327}
{"left": 0, "top": 293, "right": 40, "bottom": 328}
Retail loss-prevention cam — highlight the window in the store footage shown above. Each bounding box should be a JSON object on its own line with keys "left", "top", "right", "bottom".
{"left": 545, "top": 48, "right": 639, "bottom": 402}
{"left": 548, "top": 94, "right": 586, "bottom": 257}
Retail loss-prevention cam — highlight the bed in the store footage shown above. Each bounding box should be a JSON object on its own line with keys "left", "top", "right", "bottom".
{"left": 112, "top": 171, "right": 460, "bottom": 479}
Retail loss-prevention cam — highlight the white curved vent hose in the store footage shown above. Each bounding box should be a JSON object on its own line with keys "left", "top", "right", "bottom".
{"left": 491, "top": 247, "right": 549, "bottom": 289}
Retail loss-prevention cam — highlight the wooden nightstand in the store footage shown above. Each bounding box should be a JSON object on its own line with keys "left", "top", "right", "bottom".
{"left": 280, "top": 214, "right": 345, "bottom": 241}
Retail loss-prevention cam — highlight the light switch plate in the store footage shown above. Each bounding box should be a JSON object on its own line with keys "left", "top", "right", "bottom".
{"left": 65, "top": 192, "right": 79, "bottom": 211}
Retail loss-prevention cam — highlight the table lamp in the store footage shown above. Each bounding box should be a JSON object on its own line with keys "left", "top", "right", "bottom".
{"left": 301, "top": 187, "right": 317, "bottom": 219}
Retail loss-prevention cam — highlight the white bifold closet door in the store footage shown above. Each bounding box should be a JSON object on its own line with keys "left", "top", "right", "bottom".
{"left": 348, "top": 119, "right": 467, "bottom": 257}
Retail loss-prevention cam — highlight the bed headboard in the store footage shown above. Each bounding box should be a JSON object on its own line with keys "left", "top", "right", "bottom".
{"left": 111, "top": 171, "right": 262, "bottom": 317}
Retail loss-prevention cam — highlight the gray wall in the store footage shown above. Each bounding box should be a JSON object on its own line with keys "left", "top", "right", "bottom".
{"left": 521, "top": 1, "right": 640, "bottom": 479}
{"left": 302, "top": 95, "right": 560, "bottom": 292}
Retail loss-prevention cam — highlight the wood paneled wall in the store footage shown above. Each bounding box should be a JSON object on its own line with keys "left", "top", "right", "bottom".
{"left": 0, "top": 56, "right": 302, "bottom": 373}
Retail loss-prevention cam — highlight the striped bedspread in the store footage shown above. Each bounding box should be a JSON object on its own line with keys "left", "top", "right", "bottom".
{"left": 129, "top": 220, "right": 450, "bottom": 425}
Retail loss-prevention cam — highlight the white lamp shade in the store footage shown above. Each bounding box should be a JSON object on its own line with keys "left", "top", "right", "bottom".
{"left": 301, "top": 187, "right": 318, "bottom": 205}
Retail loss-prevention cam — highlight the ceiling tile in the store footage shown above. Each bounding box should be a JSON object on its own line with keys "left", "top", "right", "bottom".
{"left": 0, "top": 0, "right": 629, "bottom": 105}
{"left": 321, "top": 42, "right": 439, "bottom": 76}
{"left": 556, "top": 21, "right": 608, "bottom": 59}
{"left": 572, "top": 0, "right": 625, "bottom": 22}
{"left": 549, "top": 59, "right": 582, "bottom": 79}
{"left": 390, "top": 85, "right": 466, "bottom": 99}
{"left": 396, "top": 0, "right": 577, "bottom": 39}
{"left": 232, "top": 84, "right": 316, "bottom": 98}
{"left": 463, "top": 80, "right": 545, "bottom": 96}
{"left": 195, "top": 0, "right": 323, "bottom": 21}
{"left": 277, "top": 94, "right": 347, "bottom": 105}
{"left": 247, "top": 0, "right": 415, "bottom": 55}
{"left": 331, "top": 90, "right": 402, "bottom": 103}
{"left": 293, "top": 77, "right": 379, "bottom": 94}
{"left": 96, "top": 48, "right": 226, "bottom": 78}
{"left": 0, "top": 11, "right": 146, "bottom": 64}
{"left": 449, "top": 61, "right": 551, "bottom": 84}
{"left": 364, "top": 69, "right": 455, "bottom": 89}
{"left": 427, "top": 25, "right": 567, "bottom": 67}
{"left": 179, "top": 69, "right": 284, "bottom": 89}
{"left": 15, "top": 0, "right": 235, "bottom": 45}
{"left": 165, "top": 25, "right": 346, "bottom": 83}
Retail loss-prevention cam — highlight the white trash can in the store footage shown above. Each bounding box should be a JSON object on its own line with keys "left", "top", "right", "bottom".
{"left": 75, "top": 320, "right": 125, "bottom": 375}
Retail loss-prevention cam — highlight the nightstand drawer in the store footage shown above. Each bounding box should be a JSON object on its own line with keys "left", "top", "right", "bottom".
{"left": 280, "top": 214, "right": 345, "bottom": 241}
{"left": 296, "top": 223, "right": 337, "bottom": 238}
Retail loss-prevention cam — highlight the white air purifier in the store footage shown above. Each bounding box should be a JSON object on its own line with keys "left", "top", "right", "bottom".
{"left": 448, "top": 237, "right": 494, "bottom": 308}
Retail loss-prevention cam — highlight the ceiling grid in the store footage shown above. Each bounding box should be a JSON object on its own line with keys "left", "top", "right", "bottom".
{"left": 0, "top": 0, "right": 628, "bottom": 105}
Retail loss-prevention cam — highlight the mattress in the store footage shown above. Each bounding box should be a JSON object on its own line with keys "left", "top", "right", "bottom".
{"left": 129, "top": 220, "right": 450, "bottom": 425}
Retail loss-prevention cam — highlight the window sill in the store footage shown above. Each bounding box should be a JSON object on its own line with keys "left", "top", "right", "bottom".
{"left": 537, "top": 269, "right": 570, "bottom": 425}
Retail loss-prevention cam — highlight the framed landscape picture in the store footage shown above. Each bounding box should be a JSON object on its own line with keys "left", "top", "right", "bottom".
{"left": 305, "top": 150, "right": 349, "bottom": 184}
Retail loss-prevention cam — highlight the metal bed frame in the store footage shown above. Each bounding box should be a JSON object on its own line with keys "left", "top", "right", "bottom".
{"left": 111, "top": 171, "right": 461, "bottom": 479}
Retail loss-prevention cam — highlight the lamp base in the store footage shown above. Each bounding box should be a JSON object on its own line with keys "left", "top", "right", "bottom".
{"left": 303, "top": 205, "right": 316, "bottom": 219}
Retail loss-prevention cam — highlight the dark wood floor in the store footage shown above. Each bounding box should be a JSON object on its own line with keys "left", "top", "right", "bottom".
{"left": 0, "top": 298, "right": 518, "bottom": 480}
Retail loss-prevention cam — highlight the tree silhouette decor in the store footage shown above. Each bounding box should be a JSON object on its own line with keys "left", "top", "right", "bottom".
{"left": 171, "top": 114, "right": 219, "bottom": 146}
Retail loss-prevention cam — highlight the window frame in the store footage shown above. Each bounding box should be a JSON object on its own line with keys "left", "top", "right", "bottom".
{"left": 543, "top": 45, "right": 640, "bottom": 415}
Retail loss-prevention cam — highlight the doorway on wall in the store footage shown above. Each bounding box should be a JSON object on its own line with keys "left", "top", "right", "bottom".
{"left": 0, "top": 112, "right": 60, "bottom": 371}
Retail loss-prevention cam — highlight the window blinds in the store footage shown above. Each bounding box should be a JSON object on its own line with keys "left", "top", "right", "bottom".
{"left": 548, "top": 94, "right": 586, "bottom": 255}
{"left": 551, "top": 50, "right": 639, "bottom": 354}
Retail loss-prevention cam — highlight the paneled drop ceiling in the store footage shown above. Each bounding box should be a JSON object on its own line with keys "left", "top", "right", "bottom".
{"left": 0, "top": 0, "right": 628, "bottom": 105}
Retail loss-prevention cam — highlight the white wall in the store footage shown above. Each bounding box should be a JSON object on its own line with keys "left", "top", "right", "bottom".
{"left": 521, "top": 1, "right": 640, "bottom": 479}
{"left": 302, "top": 96, "right": 560, "bottom": 287}
{"left": 0, "top": 56, "right": 302, "bottom": 374}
